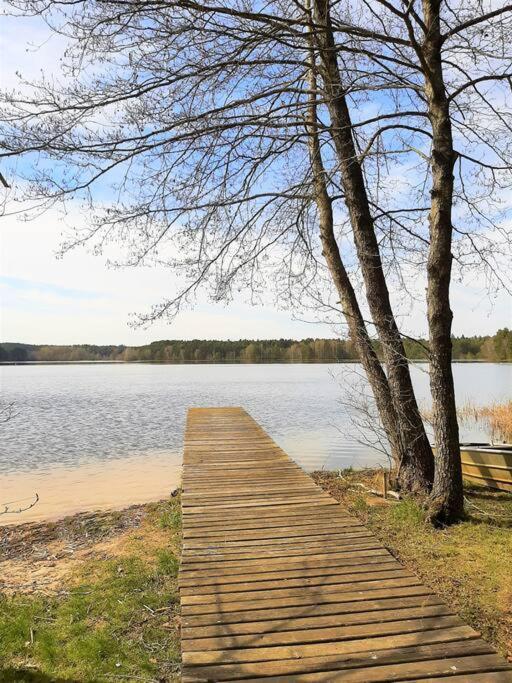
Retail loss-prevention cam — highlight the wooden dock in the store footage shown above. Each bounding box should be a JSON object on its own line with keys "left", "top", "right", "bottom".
{"left": 179, "top": 407, "right": 512, "bottom": 682}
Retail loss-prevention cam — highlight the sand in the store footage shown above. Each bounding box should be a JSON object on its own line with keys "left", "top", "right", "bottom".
{"left": 0, "top": 451, "right": 182, "bottom": 526}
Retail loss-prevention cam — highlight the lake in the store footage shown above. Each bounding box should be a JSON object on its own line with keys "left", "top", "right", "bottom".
{"left": 1, "top": 362, "right": 510, "bottom": 522}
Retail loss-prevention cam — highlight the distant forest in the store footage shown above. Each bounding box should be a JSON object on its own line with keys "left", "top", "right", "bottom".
{"left": 1, "top": 329, "right": 511, "bottom": 363}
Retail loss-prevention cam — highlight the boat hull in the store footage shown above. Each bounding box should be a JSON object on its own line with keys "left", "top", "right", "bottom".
{"left": 459, "top": 445, "right": 512, "bottom": 493}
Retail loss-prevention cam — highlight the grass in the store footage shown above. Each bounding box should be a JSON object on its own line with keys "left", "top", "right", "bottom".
{"left": 0, "top": 497, "right": 182, "bottom": 683}
{"left": 313, "top": 470, "right": 512, "bottom": 661}
{"left": 422, "top": 399, "right": 512, "bottom": 443}
{"left": 469, "top": 400, "right": 512, "bottom": 442}
{"left": 3, "top": 468, "right": 511, "bottom": 679}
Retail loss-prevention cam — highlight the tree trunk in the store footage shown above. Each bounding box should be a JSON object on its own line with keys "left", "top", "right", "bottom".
{"left": 422, "top": 0, "right": 464, "bottom": 524}
{"left": 312, "top": 0, "right": 434, "bottom": 493}
{"left": 305, "top": 53, "right": 404, "bottom": 466}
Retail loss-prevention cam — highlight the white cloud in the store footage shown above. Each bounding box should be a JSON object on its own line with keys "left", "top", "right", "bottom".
{"left": 0, "top": 14, "right": 68, "bottom": 88}
{"left": 0, "top": 207, "right": 340, "bottom": 343}
{"left": 0, "top": 205, "right": 510, "bottom": 344}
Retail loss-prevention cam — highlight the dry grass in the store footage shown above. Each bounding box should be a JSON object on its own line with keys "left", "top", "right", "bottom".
{"left": 422, "top": 399, "right": 512, "bottom": 443}
{"left": 471, "top": 401, "right": 512, "bottom": 442}
{"left": 313, "top": 469, "right": 512, "bottom": 661}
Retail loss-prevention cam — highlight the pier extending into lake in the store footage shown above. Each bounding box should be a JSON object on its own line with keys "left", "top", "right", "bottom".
{"left": 179, "top": 407, "right": 511, "bottom": 682}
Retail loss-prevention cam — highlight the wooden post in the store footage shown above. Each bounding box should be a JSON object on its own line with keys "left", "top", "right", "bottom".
{"left": 382, "top": 470, "right": 389, "bottom": 499}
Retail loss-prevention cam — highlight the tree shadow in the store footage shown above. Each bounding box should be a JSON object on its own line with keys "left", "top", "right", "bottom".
{"left": 468, "top": 489, "right": 511, "bottom": 502}
{"left": 0, "top": 669, "right": 85, "bottom": 683}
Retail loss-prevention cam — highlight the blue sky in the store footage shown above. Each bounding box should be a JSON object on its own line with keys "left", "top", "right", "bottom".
{"left": 0, "top": 11, "right": 510, "bottom": 345}
{"left": 0, "top": 14, "right": 338, "bottom": 344}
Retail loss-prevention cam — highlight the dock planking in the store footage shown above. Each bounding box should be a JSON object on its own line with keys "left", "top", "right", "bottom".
{"left": 179, "top": 407, "right": 512, "bottom": 682}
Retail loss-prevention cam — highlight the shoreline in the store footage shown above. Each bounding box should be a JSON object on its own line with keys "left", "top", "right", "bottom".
{"left": 0, "top": 501, "right": 155, "bottom": 591}
{"left": 2, "top": 359, "right": 510, "bottom": 365}
{"left": 0, "top": 497, "right": 182, "bottom": 680}
{"left": 0, "top": 453, "right": 182, "bottom": 526}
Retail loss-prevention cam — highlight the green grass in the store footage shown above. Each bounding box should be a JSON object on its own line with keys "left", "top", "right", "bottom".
{"left": 313, "top": 470, "right": 512, "bottom": 660}
{"left": 0, "top": 498, "right": 182, "bottom": 683}
{"left": 159, "top": 502, "right": 181, "bottom": 531}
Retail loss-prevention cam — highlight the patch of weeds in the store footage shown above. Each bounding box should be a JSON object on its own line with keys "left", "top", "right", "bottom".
{"left": 388, "top": 498, "right": 427, "bottom": 528}
{"left": 156, "top": 548, "right": 180, "bottom": 577}
{"left": 159, "top": 505, "right": 181, "bottom": 531}
{"left": 349, "top": 494, "right": 370, "bottom": 520}
{"left": 0, "top": 496, "right": 182, "bottom": 682}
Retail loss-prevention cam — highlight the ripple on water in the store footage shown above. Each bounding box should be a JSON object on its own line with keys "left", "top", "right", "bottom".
{"left": 1, "top": 362, "right": 509, "bottom": 477}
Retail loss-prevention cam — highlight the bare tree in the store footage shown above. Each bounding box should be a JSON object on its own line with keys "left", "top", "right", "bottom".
{"left": 317, "top": 0, "right": 512, "bottom": 519}
{"left": 1, "top": 1, "right": 510, "bottom": 522}
{"left": 305, "top": 6, "right": 432, "bottom": 489}
{"left": 298, "top": 0, "right": 510, "bottom": 519}
{"left": 418, "top": 0, "right": 511, "bottom": 522}
{"left": 310, "top": 0, "right": 436, "bottom": 492}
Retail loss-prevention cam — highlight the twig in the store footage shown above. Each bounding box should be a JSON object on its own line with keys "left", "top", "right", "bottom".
{"left": 355, "top": 482, "right": 401, "bottom": 500}
{"left": 1, "top": 493, "right": 39, "bottom": 516}
{"left": 464, "top": 496, "right": 512, "bottom": 522}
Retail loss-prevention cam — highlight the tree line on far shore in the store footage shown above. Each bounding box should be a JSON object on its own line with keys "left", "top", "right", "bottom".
{"left": 2, "top": 328, "right": 511, "bottom": 364}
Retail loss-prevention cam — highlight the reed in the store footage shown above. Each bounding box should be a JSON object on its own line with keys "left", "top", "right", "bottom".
{"left": 474, "top": 401, "right": 512, "bottom": 442}
{"left": 423, "top": 399, "right": 512, "bottom": 443}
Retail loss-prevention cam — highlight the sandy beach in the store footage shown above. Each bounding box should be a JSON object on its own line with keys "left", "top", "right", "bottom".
{"left": 0, "top": 451, "right": 182, "bottom": 525}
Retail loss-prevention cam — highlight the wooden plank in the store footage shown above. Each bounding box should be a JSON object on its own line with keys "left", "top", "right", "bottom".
{"left": 180, "top": 576, "right": 421, "bottom": 607}
{"left": 180, "top": 407, "right": 512, "bottom": 682}
{"left": 182, "top": 504, "right": 339, "bottom": 523}
{"left": 179, "top": 551, "right": 395, "bottom": 581}
{"left": 179, "top": 568, "right": 412, "bottom": 595}
{"left": 414, "top": 674, "right": 512, "bottom": 683}
{"left": 183, "top": 527, "right": 369, "bottom": 542}
{"left": 183, "top": 518, "right": 359, "bottom": 536}
{"left": 182, "top": 625, "right": 480, "bottom": 665}
{"left": 181, "top": 498, "right": 336, "bottom": 512}
{"left": 180, "top": 603, "right": 454, "bottom": 639}
{"left": 180, "top": 581, "right": 425, "bottom": 616}
{"left": 181, "top": 594, "right": 444, "bottom": 629}
{"left": 180, "top": 562, "right": 404, "bottom": 595}
{"left": 192, "top": 654, "right": 512, "bottom": 682}
{"left": 183, "top": 530, "right": 374, "bottom": 549}
{"left": 182, "top": 486, "right": 320, "bottom": 498}
{"left": 179, "top": 549, "right": 392, "bottom": 574}
{"left": 183, "top": 520, "right": 357, "bottom": 535}
{"left": 178, "top": 559, "right": 402, "bottom": 586}
{"left": 182, "top": 614, "right": 463, "bottom": 651}
{"left": 181, "top": 640, "right": 495, "bottom": 681}
{"left": 180, "top": 541, "right": 385, "bottom": 564}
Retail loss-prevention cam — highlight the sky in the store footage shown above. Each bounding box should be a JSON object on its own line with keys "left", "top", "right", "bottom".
{"left": 1, "top": 204, "right": 347, "bottom": 344}
{"left": 0, "top": 12, "right": 510, "bottom": 346}
{"left": 0, "top": 204, "right": 510, "bottom": 345}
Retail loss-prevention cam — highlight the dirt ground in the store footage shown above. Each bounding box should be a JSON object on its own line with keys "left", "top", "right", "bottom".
{"left": 0, "top": 504, "right": 150, "bottom": 594}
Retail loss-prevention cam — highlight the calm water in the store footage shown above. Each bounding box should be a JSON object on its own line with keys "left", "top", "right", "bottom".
{"left": 1, "top": 363, "right": 510, "bottom": 476}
